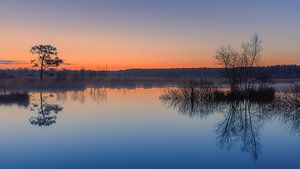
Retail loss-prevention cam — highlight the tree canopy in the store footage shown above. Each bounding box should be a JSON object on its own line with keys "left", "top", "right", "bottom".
{"left": 30, "top": 44, "right": 63, "bottom": 80}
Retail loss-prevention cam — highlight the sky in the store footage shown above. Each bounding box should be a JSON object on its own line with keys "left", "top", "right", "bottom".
{"left": 0, "top": 0, "right": 299, "bottom": 70}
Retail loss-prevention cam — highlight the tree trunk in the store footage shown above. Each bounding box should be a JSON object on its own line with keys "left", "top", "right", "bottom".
{"left": 40, "top": 69, "right": 44, "bottom": 81}
{"left": 40, "top": 59, "right": 44, "bottom": 81}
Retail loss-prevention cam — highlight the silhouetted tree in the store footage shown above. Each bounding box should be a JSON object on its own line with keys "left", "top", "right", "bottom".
{"left": 215, "top": 45, "right": 240, "bottom": 91}
{"left": 240, "top": 34, "right": 263, "bottom": 90}
{"left": 215, "top": 34, "right": 263, "bottom": 92}
{"left": 30, "top": 44, "right": 63, "bottom": 81}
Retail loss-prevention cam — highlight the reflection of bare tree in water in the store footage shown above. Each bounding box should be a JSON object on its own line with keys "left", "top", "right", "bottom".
{"left": 56, "top": 92, "right": 67, "bottom": 102}
{"left": 71, "top": 90, "right": 86, "bottom": 103}
{"left": 71, "top": 88, "right": 107, "bottom": 104}
{"left": 160, "top": 87, "right": 300, "bottom": 161}
{"left": 267, "top": 94, "right": 300, "bottom": 133}
{"left": 216, "top": 101, "right": 262, "bottom": 161}
{"left": 29, "top": 92, "right": 63, "bottom": 126}
{"left": 87, "top": 88, "right": 107, "bottom": 103}
{"left": 54, "top": 88, "right": 107, "bottom": 104}
{"left": 160, "top": 87, "right": 218, "bottom": 118}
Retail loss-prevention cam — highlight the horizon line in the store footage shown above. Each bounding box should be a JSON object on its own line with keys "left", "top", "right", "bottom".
{"left": 0, "top": 64, "right": 299, "bottom": 72}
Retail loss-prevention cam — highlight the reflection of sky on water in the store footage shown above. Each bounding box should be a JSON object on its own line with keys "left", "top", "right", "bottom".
{"left": 0, "top": 88, "right": 299, "bottom": 169}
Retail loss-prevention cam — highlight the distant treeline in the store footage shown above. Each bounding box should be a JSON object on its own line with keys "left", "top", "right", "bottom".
{"left": 0, "top": 65, "right": 299, "bottom": 80}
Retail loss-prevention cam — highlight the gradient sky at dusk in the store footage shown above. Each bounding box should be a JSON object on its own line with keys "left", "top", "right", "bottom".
{"left": 0, "top": 0, "right": 299, "bottom": 70}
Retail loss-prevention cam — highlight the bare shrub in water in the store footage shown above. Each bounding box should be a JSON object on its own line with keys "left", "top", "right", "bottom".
{"left": 215, "top": 34, "right": 264, "bottom": 92}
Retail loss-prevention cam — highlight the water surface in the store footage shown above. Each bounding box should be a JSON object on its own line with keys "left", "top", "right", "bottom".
{"left": 0, "top": 87, "right": 299, "bottom": 169}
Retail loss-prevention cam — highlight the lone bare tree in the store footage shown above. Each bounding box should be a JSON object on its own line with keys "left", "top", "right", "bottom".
{"left": 215, "top": 34, "right": 263, "bottom": 92}
{"left": 30, "top": 44, "right": 63, "bottom": 81}
{"left": 240, "top": 34, "right": 263, "bottom": 90}
{"left": 215, "top": 45, "right": 240, "bottom": 91}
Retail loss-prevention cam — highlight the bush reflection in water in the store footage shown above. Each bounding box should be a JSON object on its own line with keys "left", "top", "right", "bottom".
{"left": 29, "top": 88, "right": 107, "bottom": 126}
{"left": 160, "top": 85, "right": 300, "bottom": 161}
{"left": 0, "top": 88, "right": 107, "bottom": 127}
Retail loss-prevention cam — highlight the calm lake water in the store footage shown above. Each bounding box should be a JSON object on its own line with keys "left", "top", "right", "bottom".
{"left": 0, "top": 87, "right": 300, "bottom": 169}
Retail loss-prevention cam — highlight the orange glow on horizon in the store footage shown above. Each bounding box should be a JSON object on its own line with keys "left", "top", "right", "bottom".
{"left": 0, "top": 30, "right": 299, "bottom": 70}
{"left": 0, "top": 54, "right": 298, "bottom": 71}
{"left": 0, "top": 60, "right": 218, "bottom": 70}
